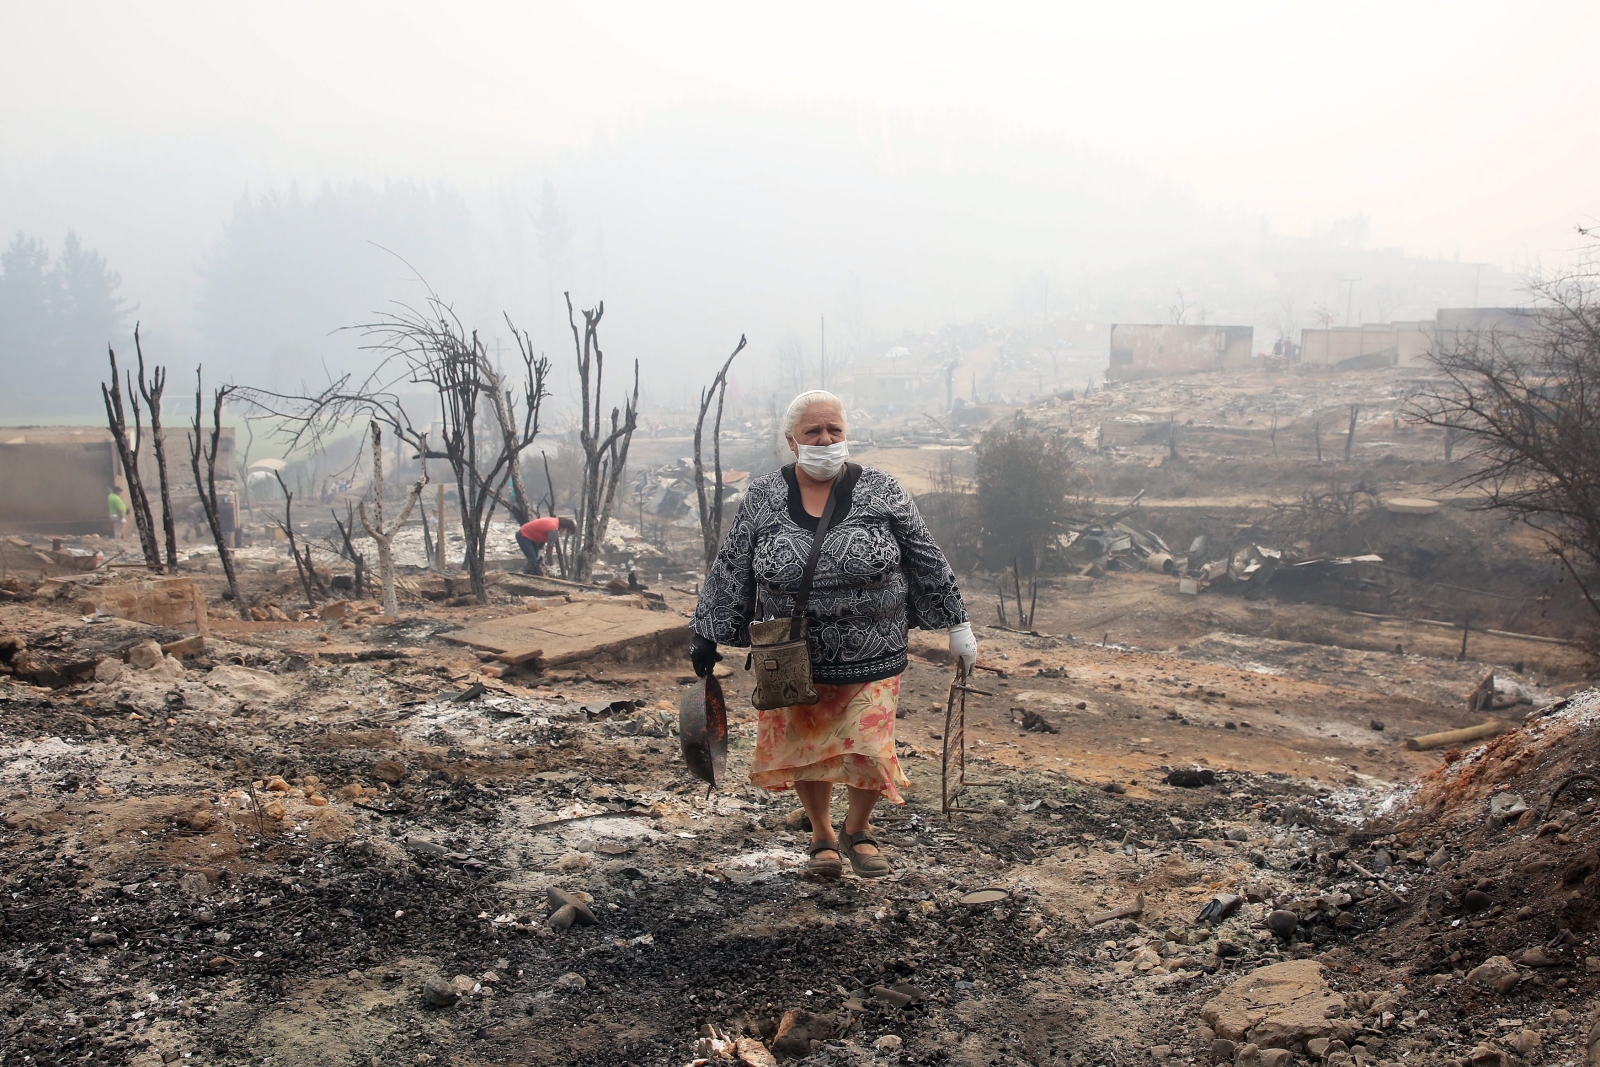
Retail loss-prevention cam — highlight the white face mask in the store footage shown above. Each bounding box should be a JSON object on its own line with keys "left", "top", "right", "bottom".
{"left": 794, "top": 440, "right": 849, "bottom": 480}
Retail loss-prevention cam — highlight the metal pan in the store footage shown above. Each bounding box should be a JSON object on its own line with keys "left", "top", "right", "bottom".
{"left": 679, "top": 673, "right": 729, "bottom": 788}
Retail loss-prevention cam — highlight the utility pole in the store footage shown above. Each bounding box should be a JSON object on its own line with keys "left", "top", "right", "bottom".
{"left": 819, "top": 315, "right": 826, "bottom": 390}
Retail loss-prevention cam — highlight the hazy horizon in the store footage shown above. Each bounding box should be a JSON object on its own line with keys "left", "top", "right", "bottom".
{"left": 3, "top": 2, "right": 1595, "bottom": 417}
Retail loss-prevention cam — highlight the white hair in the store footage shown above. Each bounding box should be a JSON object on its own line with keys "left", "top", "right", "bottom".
{"left": 782, "top": 390, "right": 848, "bottom": 439}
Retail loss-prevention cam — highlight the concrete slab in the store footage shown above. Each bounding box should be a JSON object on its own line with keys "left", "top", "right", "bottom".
{"left": 441, "top": 600, "right": 688, "bottom": 667}
{"left": 88, "top": 578, "right": 209, "bottom": 637}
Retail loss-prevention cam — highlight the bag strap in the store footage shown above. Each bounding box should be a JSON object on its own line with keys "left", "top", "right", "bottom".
{"left": 789, "top": 464, "right": 855, "bottom": 640}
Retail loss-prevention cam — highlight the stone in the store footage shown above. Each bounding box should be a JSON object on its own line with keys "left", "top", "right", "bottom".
{"left": 1256, "top": 1051, "right": 1290, "bottom": 1067}
{"left": 1266, "top": 910, "right": 1299, "bottom": 939}
{"left": 1200, "top": 960, "right": 1345, "bottom": 1047}
{"left": 87, "top": 931, "right": 118, "bottom": 947}
{"left": 126, "top": 640, "right": 164, "bottom": 670}
{"left": 177, "top": 872, "right": 211, "bottom": 897}
{"left": 161, "top": 634, "right": 206, "bottom": 658}
{"left": 773, "top": 1010, "right": 834, "bottom": 1058}
{"left": 874, "top": 1035, "right": 903, "bottom": 1051}
{"left": 1426, "top": 847, "right": 1448, "bottom": 869}
{"left": 177, "top": 807, "right": 214, "bottom": 831}
{"left": 1588, "top": 956, "right": 1600, "bottom": 973}
{"left": 1209, "top": 1038, "right": 1237, "bottom": 1063}
{"left": 1518, "top": 946, "right": 1556, "bottom": 967}
{"left": 373, "top": 759, "right": 408, "bottom": 784}
{"left": 1133, "top": 945, "right": 1163, "bottom": 972}
{"left": 1466, "top": 956, "right": 1520, "bottom": 994}
{"left": 1463, "top": 890, "right": 1492, "bottom": 912}
{"left": 150, "top": 654, "right": 186, "bottom": 681}
{"left": 734, "top": 1036, "right": 778, "bottom": 1067}
{"left": 319, "top": 600, "right": 349, "bottom": 622}
{"left": 421, "top": 977, "right": 458, "bottom": 1007}
{"left": 265, "top": 776, "right": 291, "bottom": 792}
{"left": 306, "top": 807, "right": 355, "bottom": 844}
{"left": 93, "top": 657, "right": 125, "bottom": 683}
{"left": 1508, "top": 1030, "right": 1540, "bottom": 1056}
{"left": 553, "top": 973, "right": 586, "bottom": 993}
{"left": 784, "top": 808, "right": 811, "bottom": 831}
{"left": 448, "top": 975, "right": 478, "bottom": 997}
{"left": 262, "top": 800, "right": 286, "bottom": 821}
{"left": 1308, "top": 1038, "right": 1331, "bottom": 1057}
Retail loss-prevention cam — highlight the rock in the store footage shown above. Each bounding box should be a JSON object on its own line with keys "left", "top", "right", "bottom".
{"left": 1427, "top": 847, "right": 1449, "bottom": 869}
{"left": 784, "top": 808, "right": 812, "bottom": 831}
{"left": 1466, "top": 956, "right": 1520, "bottom": 994}
{"left": 126, "top": 640, "right": 163, "bottom": 670}
{"left": 1266, "top": 910, "right": 1299, "bottom": 939}
{"left": 373, "top": 758, "right": 408, "bottom": 784}
{"left": 1508, "top": 1030, "right": 1540, "bottom": 1056}
{"left": 1132, "top": 946, "right": 1162, "bottom": 972}
{"left": 262, "top": 799, "right": 286, "bottom": 821}
{"left": 1464, "top": 890, "right": 1492, "bottom": 912}
{"left": 1200, "top": 960, "right": 1345, "bottom": 1047}
{"left": 306, "top": 807, "right": 354, "bottom": 844}
{"left": 735, "top": 1036, "right": 778, "bottom": 1067}
{"left": 177, "top": 807, "right": 214, "bottom": 831}
{"left": 871, "top": 985, "right": 913, "bottom": 1008}
{"left": 205, "top": 664, "right": 285, "bottom": 703}
{"left": 87, "top": 931, "right": 118, "bottom": 947}
{"left": 772, "top": 1010, "right": 834, "bottom": 1058}
{"left": 448, "top": 975, "right": 478, "bottom": 998}
{"left": 422, "top": 977, "right": 458, "bottom": 1007}
{"left": 1369, "top": 720, "right": 1385, "bottom": 731}
{"left": 319, "top": 600, "right": 349, "bottom": 621}
{"left": 1488, "top": 793, "right": 1528, "bottom": 827}
{"left": 1209, "top": 1038, "right": 1237, "bottom": 1064}
{"left": 873, "top": 1035, "right": 903, "bottom": 1051}
{"left": 553, "top": 973, "right": 586, "bottom": 993}
{"left": 93, "top": 657, "right": 124, "bottom": 683}
{"left": 1308, "top": 1038, "right": 1331, "bottom": 1057}
{"left": 1518, "top": 946, "right": 1557, "bottom": 967}
{"left": 177, "top": 872, "right": 211, "bottom": 897}
{"left": 161, "top": 634, "right": 206, "bottom": 658}
{"left": 150, "top": 654, "right": 187, "bottom": 681}
{"left": 1256, "top": 1050, "right": 1290, "bottom": 1067}
{"left": 264, "top": 776, "right": 290, "bottom": 792}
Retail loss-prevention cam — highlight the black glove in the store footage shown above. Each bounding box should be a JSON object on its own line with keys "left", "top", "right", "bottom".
{"left": 690, "top": 634, "right": 721, "bottom": 679}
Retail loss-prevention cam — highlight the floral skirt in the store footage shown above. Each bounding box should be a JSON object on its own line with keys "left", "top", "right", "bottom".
{"left": 748, "top": 675, "right": 910, "bottom": 803}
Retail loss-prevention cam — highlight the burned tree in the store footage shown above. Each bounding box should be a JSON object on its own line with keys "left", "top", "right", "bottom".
{"left": 242, "top": 288, "right": 550, "bottom": 603}
{"left": 974, "top": 414, "right": 1078, "bottom": 575}
{"left": 566, "top": 294, "right": 639, "bottom": 583}
{"left": 693, "top": 334, "right": 747, "bottom": 569}
{"left": 358, "top": 421, "right": 427, "bottom": 618}
{"left": 132, "top": 327, "right": 179, "bottom": 569}
{"left": 1409, "top": 255, "right": 1600, "bottom": 625}
{"left": 101, "top": 344, "right": 161, "bottom": 568}
{"left": 331, "top": 503, "right": 366, "bottom": 599}
{"left": 271, "top": 471, "right": 327, "bottom": 605}
{"left": 189, "top": 369, "right": 244, "bottom": 613}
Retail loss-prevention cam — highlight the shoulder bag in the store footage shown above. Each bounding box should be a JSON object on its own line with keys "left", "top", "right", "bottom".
{"left": 746, "top": 467, "right": 850, "bottom": 710}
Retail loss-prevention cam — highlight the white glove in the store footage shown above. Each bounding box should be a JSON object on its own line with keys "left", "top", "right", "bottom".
{"left": 948, "top": 621, "right": 978, "bottom": 673}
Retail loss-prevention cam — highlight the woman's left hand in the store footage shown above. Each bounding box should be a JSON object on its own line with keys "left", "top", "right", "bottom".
{"left": 948, "top": 622, "right": 977, "bottom": 672}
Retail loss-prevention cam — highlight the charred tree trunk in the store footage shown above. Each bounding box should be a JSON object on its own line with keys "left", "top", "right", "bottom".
{"left": 358, "top": 422, "right": 426, "bottom": 619}
{"left": 331, "top": 503, "right": 366, "bottom": 598}
{"left": 101, "top": 345, "right": 162, "bottom": 568}
{"left": 693, "top": 335, "right": 747, "bottom": 570}
{"left": 272, "top": 471, "right": 326, "bottom": 605}
{"left": 566, "top": 295, "right": 639, "bottom": 583}
{"left": 133, "top": 326, "right": 179, "bottom": 570}
{"left": 1344, "top": 404, "right": 1360, "bottom": 462}
{"left": 189, "top": 369, "right": 244, "bottom": 614}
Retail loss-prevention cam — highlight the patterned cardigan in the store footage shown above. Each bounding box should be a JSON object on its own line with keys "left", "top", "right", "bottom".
{"left": 691, "top": 464, "right": 968, "bottom": 684}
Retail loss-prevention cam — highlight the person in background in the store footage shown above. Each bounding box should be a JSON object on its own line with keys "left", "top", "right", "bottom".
{"left": 516, "top": 515, "right": 576, "bottom": 575}
{"left": 690, "top": 389, "right": 976, "bottom": 879}
{"left": 108, "top": 486, "right": 128, "bottom": 538}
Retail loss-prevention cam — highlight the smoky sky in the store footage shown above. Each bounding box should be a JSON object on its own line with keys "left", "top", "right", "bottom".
{"left": 2, "top": 2, "right": 1596, "bottom": 414}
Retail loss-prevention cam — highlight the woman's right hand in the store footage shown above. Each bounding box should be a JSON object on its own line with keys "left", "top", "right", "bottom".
{"left": 690, "top": 634, "right": 722, "bottom": 678}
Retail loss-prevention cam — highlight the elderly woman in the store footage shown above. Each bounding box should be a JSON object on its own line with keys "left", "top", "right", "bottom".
{"left": 690, "top": 390, "right": 976, "bottom": 878}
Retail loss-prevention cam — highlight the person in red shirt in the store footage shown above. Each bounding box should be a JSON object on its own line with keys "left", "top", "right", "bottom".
{"left": 516, "top": 515, "right": 576, "bottom": 575}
